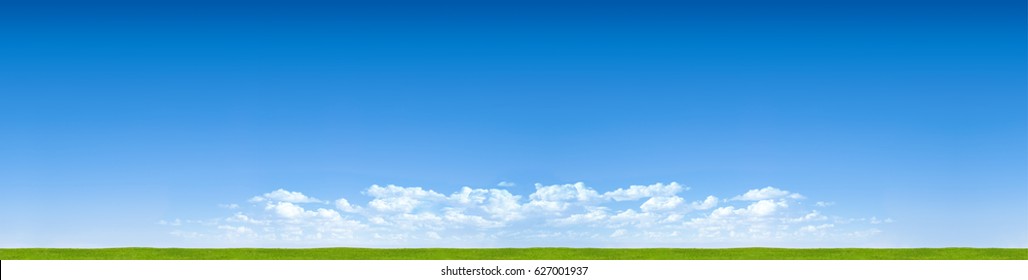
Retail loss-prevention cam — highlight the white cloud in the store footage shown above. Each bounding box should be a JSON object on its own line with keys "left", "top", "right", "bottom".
{"left": 525, "top": 182, "right": 601, "bottom": 212}
{"left": 531, "top": 182, "right": 600, "bottom": 202}
{"left": 264, "top": 202, "right": 347, "bottom": 223}
{"left": 335, "top": 198, "right": 360, "bottom": 213}
{"left": 748, "top": 198, "right": 785, "bottom": 216}
{"left": 251, "top": 189, "right": 322, "bottom": 203}
{"left": 550, "top": 208, "right": 608, "bottom": 226}
{"left": 391, "top": 212, "right": 444, "bottom": 230}
{"left": 497, "top": 181, "right": 516, "bottom": 187}
{"left": 692, "top": 199, "right": 785, "bottom": 221}
{"left": 480, "top": 189, "right": 523, "bottom": 221}
{"left": 443, "top": 208, "right": 504, "bottom": 228}
{"left": 785, "top": 210, "right": 827, "bottom": 223}
{"left": 640, "top": 196, "right": 684, "bottom": 212}
{"left": 689, "top": 195, "right": 719, "bottom": 210}
{"left": 315, "top": 208, "right": 342, "bottom": 221}
{"left": 799, "top": 224, "right": 835, "bottom": 234}
{"left": 366, "top": 184, "right": 446, "bottom": 213}
{"left": 369, "top": 197, "right": 420, "bottom": 213}
{"left": 368, "top": 216, "right": 389, "bottom": 225}
{"left": 603, "top": 182, "right": 684, "bottom": 201}
{"left": 682, "top": 199, "right": 793, "bottom": 239}
{"left": 266, "top": 202, "right": 308, "bottom": 219}
{"left": 609, "top": 209, "right": 657, "bottom": 226}
{"left": 663, "top": 213, "right": 684, "bottom": 222}
{"left": 366, "top": 184, "right": 446, "bottom": 200}
{"left": 179, "top": 182, "right": 884, "bottom": 247}
{"left": 731, "top": 186, "right": 800, "bottom": 201}
{"left": 449, "top": 186, "right": 488, "bottom": 205}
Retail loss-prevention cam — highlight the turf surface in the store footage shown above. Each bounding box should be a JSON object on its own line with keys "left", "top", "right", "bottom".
{"left": 1, "top": 248, "right": 1025, "bottom": 260}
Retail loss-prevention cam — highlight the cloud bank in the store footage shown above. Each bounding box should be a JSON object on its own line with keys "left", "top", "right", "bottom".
{"left": 163, "top": 182, "right": 890, "bottom": 247}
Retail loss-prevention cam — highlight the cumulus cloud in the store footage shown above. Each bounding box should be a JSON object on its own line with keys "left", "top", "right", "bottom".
{"left": 525, "top": 182, "right": 600, "bottom": 212}
{"left": 731, "top": 186, "right": 803, "bottom": 201}
{"left": 172, "top": 182, "right": 888, "bottom": 247}
{"left": 743, "top": 199, "right": 788, "bottom": 216}
{"left": 443, "top": 208, "right": 504, "bottom": 228}
{"left": 550, "top": 208, "right": 608, "bottom": 226}
{"left": 264, "top": 201, "right": 348, "bottom": 223}
{"left": 479, "top": 189, "right": 523, "bottom": 221}
{"left": 603, "top": 182, "right": 684, "bottom": 201}
{"left": 449, "top": 187, "right": 488, "bottom": 205}
{"left": 250, "top": 189, "right": 322, "bottom": 203}
{"left": 609, "top": 209, "right": 657, "bottom": 226}
{"left": 366, "top": 184, "right": 446, "bottom": 213}
{"left": 640, "top": 196, "right": 684, "bottom": 212}
{"left": 335, "top": 198, "right": 360, "bottom": 213}
{"left": 266, "top": 202, "right": 306, "bottom": 219}
{"left": 689, "top": 196, "right": 719, "bottom": 210}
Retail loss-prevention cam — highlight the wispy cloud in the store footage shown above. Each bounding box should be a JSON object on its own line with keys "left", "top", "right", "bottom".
{"left": 165, "top": 182, "right": 890, "bottom": 247}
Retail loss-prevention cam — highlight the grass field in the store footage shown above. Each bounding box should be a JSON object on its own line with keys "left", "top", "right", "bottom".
{"left": 1, "top": 248, "right": 1025, "bottom": 260}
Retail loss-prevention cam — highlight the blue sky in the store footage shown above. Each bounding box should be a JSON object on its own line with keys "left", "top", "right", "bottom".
{"left": 0, "top": 0, "right": 1025, "bottom": 247}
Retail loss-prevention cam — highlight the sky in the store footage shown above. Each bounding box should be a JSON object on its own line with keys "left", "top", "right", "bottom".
{"left": 0, "top": 0, "right": 1025, "bottom": 248}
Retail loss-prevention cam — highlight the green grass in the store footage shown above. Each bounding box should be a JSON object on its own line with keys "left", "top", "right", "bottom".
{"left": 1, "top": 248, "right": 1025, "bottom": 260}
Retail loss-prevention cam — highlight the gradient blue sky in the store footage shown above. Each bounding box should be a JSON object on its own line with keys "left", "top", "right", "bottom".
{"left": 0, "top": 0, "right": 1025, "bottom": 247}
